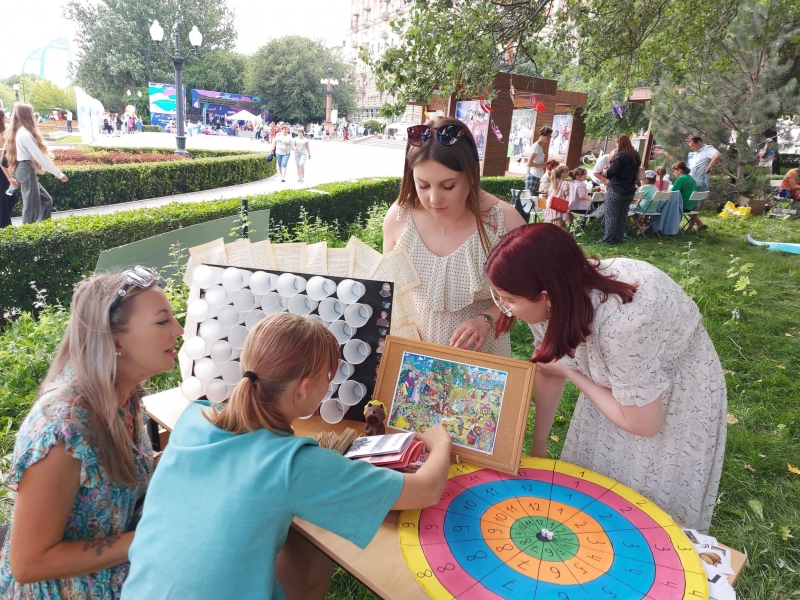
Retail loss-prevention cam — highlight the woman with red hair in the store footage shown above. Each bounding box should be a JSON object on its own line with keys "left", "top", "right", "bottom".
{"left": 484, "top": 224, "right": 727, "bottom": 532}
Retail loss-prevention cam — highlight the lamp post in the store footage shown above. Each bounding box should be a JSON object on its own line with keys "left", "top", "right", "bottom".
{"left": 12, "top": 84, "right": 19, "bottom": 102}
{"left": 320, "top": 67, "right": 339, "bottom": 135}
{"left": 149, "top": 20, "right": 203, "bottom": 155}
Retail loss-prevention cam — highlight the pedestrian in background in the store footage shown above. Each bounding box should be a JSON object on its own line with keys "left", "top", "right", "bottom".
{"left": 65, "top": 110, "right": 73, "bottom": 133}
{"left": 272, "top": 124, "right": 294, "bottom": 183}
{"left": 594, "top": 135, "right": 641, "bottom": 244}
{"left": 294, "top": 130, "right": 311, "bottom": 182}
{"left": 5, "top": 103, "right": 68, "bottom": 224}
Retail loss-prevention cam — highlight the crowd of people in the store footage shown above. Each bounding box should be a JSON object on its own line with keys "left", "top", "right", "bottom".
{"left": 102, "top": 113, "right": 144, "bottom": 137}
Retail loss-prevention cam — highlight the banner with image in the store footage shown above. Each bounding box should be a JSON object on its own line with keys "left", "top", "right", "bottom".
{"left": 455, "top": 100, "right": 489, "bottom": 162}
{"left": 507, "top": 109, "right": 536, "bottom": 159}
{"left": 148, "top": 82, "right": 186, "bottom": 127}
{"left": 550, "top": 114, "right": 573, "bottom": 162}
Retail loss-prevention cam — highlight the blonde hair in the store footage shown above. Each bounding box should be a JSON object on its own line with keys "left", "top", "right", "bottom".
{"left": 6, "top": 103, "right": 52, "bottom": 174}
{"left": 41, "top": 272, "right": 155, "bottom": 485}
{"left": 206, "top": 313, "right": 340, "bottom": 434}
{"left": 550, "top": 165, "right": 569, "bottom": 193}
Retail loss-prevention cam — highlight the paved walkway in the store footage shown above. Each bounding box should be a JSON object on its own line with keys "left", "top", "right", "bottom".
{"left": 12, "top": 134, "right": 404, "bottom": 225}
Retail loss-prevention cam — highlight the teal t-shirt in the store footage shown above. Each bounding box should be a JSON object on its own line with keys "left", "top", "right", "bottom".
{"left": 634, "top": 184, "right": 659, "bottom": 212}
{"left": 122, "top": 401, "right": 404, "bottom": 600}
{"left": 672, "top": 174, "right": 698, "bottom": 210}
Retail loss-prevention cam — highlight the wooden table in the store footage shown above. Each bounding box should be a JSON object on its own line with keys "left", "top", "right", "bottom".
{"left": 143, "top": 387, "right": 745, "bottom": 598}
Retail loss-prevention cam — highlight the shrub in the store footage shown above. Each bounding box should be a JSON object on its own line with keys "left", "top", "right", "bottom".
{"left": 142, "top": 124, "right": 162, "bottom": 132}
{"left": 53, "top": 148, "right": 185, "bottom": 165}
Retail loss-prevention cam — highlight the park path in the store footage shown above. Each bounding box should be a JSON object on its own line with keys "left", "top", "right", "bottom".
{"left": 11, "top": 134, "right": 404, "bottom": 225}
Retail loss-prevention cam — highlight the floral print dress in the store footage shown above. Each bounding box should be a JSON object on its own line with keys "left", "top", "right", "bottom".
{"left": 0, "top": 386, "right": 153, "bottom": 599}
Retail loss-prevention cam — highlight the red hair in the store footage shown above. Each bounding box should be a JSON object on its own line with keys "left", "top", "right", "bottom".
{"left": 484, "top": 224, "right": 638, "bottom": 363}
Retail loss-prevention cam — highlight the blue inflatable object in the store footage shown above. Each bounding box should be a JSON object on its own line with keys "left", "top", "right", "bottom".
{"left": 747, "top": 234, "right": 800, "bottom": 254}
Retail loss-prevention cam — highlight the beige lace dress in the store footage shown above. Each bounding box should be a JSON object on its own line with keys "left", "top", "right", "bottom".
{"left": 393, "top": 201, "right": 511, "bottom": 357}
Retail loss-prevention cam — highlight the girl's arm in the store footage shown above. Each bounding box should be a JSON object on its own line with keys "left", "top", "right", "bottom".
{"left": 10, "top": 443, "right": 134, "bottom": 584}
{"left": 392, "top": 425, "right": 452, "bottom": 509}
{"left": 530, "top": 367, "right": 567, "bottom": 458}
{"left": 17, "top": 131, "right": 67, "bottom": 181}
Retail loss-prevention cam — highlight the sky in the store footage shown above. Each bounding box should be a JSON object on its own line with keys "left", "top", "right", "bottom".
{"left": 1, "top": 0, "right": 351, "bottom": 83}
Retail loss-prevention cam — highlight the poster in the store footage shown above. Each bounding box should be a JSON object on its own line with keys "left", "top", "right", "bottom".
{"left": 507, "top": 108, "right": 536, "bottom": 160}
{"left": 550, "top": 114, "right": 573, "bottom": 161}
{"left": 148, "top": 82, "right": 186, "bottom": 127}
{"left": 388, "top": 351, "right": 508, "bottom": 454}
{"left": 454, "top": 100, "right": 489, "bottom": 162}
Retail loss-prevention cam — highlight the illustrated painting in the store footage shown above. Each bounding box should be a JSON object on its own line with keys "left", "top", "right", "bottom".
{"left": 454, "top": 100, "right": 489, "bottom": 161}
{"left": 388, "top": 351, "right": 508, "bottom": 455}
{"left": 550, "top": 113, "right": 573, "bottom": 160}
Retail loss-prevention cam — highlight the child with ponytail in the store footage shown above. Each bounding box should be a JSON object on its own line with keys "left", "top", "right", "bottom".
{"left": 123, "top": 313, "right": 452, "bottom": 600}
{"left": 544, "top": 165, "right": 570, "bottom": 227}
{"left": 566, "top": 167, "right": 592, "bottom": 226}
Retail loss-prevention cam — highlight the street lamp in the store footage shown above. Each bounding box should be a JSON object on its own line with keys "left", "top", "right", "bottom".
{"left": 12, "top": 84, "right": 19, "bottom": 102}
{"left": 320, "top": 67, "right": 339, "bottom": 134}
{"left": 150, "top": 19, "right": 203, "bottom": 155}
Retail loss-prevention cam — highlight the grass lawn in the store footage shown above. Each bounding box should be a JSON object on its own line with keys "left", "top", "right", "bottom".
{"left": 326, "top": 212, "right": 800, "bottom": 599}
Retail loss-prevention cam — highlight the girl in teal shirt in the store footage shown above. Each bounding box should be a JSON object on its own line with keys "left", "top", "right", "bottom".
{"left": 123, "top": 313, "right": 452, "bottom": 600}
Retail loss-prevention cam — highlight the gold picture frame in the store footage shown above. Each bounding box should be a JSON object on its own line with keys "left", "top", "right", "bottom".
{"left": 373, "top": 336, "right": 536, "bottom": 475}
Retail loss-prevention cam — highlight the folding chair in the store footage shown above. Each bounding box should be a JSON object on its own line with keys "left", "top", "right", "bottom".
{"left": 681, "top": 191, "right": 709, "bottom": 233}
{"left": 530, "top": 194, "right": 547, "bottom": 223}
{"left": 578, "top": 192, "right": 605, "bottom": 233}
{"left": 632, "top": 192, "right": 670, "bottom": 237}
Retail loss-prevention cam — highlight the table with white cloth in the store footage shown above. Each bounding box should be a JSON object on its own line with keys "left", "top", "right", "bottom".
{"left": 649, "top": 190, "right": 683, "bottom": 235}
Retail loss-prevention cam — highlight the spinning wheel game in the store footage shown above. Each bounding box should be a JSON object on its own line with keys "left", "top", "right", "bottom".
{"left": 400, "top": 458, "right": 708, "bottom": 600}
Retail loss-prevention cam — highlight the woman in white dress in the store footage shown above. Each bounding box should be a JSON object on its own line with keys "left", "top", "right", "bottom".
{"left": 484, "top": 224, "right": 727, "bottom": 532}
{"left": 383, "top": 117, "right": 526, "bottom": 356}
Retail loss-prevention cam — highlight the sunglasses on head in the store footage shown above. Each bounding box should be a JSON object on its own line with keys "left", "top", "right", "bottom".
{"left": 407, "top": 123, "right": 480, "bottom": 161}
{"left": 110, "top": 266, "right": 160, "bottom": 314}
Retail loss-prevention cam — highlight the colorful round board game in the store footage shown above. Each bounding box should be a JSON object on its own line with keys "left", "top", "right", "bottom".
{"left": 399, "top": 457, "right": 708, "bottom": 600}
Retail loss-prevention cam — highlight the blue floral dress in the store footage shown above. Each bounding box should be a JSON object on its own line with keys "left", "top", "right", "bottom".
{"left": 0, "top": 385, "right": 153, "bottom": 599}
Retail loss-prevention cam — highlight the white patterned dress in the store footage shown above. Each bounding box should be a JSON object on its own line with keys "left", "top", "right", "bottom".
{"left": 530, "top": 258, "right": 727, "bottom": 532}
{"left": 394, "top": 201, "right": 511, "bottom": 357}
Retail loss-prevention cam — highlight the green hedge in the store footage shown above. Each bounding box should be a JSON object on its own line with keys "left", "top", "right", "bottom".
{"left": 142, "top": 125, "right": 162, "bottom": 133}
{"left": 37, "top": 150, "right": 274, "bottom": 212}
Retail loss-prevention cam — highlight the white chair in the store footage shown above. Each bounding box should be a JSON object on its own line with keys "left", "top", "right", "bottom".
{"left": 633, "top": 191, "right": 671, "bottom": 237}
{"left": 681, "top": 191, "right": 710, "bottom": 233}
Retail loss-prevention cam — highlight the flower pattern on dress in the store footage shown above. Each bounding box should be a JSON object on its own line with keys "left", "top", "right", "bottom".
{"left": 0, "top": 385, "right": 153, "bottom": 599}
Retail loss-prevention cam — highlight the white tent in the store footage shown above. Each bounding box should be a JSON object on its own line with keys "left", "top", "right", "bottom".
{"left": 228, "top": 110, "right": 262, "bottom": 123}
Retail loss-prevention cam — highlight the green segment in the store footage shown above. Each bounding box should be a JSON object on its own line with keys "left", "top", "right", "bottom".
{"left": 510, "top": 516, "right": 579, "bottom": 561}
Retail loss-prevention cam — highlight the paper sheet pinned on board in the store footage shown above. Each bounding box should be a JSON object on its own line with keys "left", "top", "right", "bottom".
{"left": 347, "top": 236, "right": 382, "bottom": 279}
{"left": 305, "top": 242, "right": 328, "bottom": 275}
{"left": 271, "top": 242, "right": 308, "bottom": 272}
{"left": 250, "top": 239, "right": 278, "bottom": 270}
{"left": 224, "top": 239, "right": 254, "bottom": 268}
{"left": 390, "top": 292, "right": 420, "bottom": 329}
{"left": 371, "top": 246, "right": 421, "bottom": 295}
{"left": 390, "top": 322, "right": 421, "bottom": 341}
{"left": 327, "top": 246, "right": 354, "bottom": 277}
{"left": 189, "top": 237, "right": 227, "bottom": 267}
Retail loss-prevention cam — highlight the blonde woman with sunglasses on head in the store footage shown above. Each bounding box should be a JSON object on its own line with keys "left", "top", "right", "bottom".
{"left": 0, "top": 267, "right": 184, "bottom": 598}
{"left": 5, "top": 103, "right": 69, "bottom": 224}
{"left": 383, "top": 116, "right": 526, "bottom": 357}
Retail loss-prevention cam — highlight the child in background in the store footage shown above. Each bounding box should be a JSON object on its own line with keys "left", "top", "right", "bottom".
{"left": 566, "top": 167, "right": 592, "bottom": 226}
{"left": 544, "top": 165, "right": 570, "bottom": 228}
{"left": 654, "top": 165, "right": 670, "bottom": 191}
{"left": 123, "top": 313, "right": 452, "bottom": 600}
{"left": 632, "top": 170, "right": 661, "bottom": 232}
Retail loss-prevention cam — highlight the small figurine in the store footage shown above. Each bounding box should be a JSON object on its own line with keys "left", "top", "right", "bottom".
{"left": 364, "top": 400, "right": 387, "bottom": 436}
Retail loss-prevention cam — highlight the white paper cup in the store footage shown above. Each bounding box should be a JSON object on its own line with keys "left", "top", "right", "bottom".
{"left": 213, "top": 267, "right": 224, "bottom": 285}
{"left": 288, "top": 294, "right": 318, "bottom": 316}
{"left": 209, "top": 340, "right": 233, "bottom": 364}
{"left": 318, "top": 297, "right": 344, "bottom": 322}
{"left": 338, "top": 380, "right": 367, "bottom": 406}
{"left": 192, "top": 265, "right": 215, "bottom": 289}
{"left": 187, "top": 299, "right": 210, "bottom": 323}
{"left": 343, "top": 339, "right": 372, "bottom": 364}
{"left": 228, "top": 325, "right": 249, "bottom": 350}
{"left": 248, "top": 271, "right": 277, "bottom": 295}
{"left": 194, "top": 357, "right": 217, "bottom": 382}
{"left": 217, "top": 306, "right": 241, "bottom": 328}
{"left": 261, "top": 292, "right": 285, "bottom": 315}
{"left": 344, "top": 303, "right": 374, "bottom": 328}
{"left": 336, "top": 279, "right": 366, "bottom": 304}
{"left": 240, "top": 270, "right": 252, "bottom": 288}
{"left": 233, "top": 289, "right": 256, "bottom": 312}
{"left": 205, "top": 379, "right": 229, "bottom": 403}
{"left": 319, "top": 398, "right": 346, "bottom": 424}
{"left": 221, "top": 360, "right": 242, "bottom": 384}
{"left": 306, "top": 314, "right": 325, "bottom": 326}
{"left": 328, "top": 320, "right": 354, "bottom": 344}
{"left": 277, "top": 273, "right": 306, "bottom": 297}
{"left": 204, "top": 285, "right": 228, "bottom": 309}
{"left": 245, "top": 310, "right": 266, "bottom": 329}
{"left": 181, "top": 376, "right": 204, "bottom": 401}
{"left": 331, "top": 360, "right": 354, "bottom": 384}
{"left": 184, "top": 336, "right": 208, "bottom": 360}
{"left": 306, "top": 276, "right": 336, "bottom": 301}
{"left": 199, "top": 319, "right": 223, "bottom": 343}
{"left": 221, "top": 268, "right": 244, "bottom": 291}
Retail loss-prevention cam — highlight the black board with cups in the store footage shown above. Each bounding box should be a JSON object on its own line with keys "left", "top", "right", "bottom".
{"left": 181, "top": 264, "right": 394, "bottom": 423}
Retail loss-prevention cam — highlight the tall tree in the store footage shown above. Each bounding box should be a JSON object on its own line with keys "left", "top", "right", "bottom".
{"left": 29, "top": 80, "right": 77, "bottom": 114}
{"left": 183, "top": 49, "right": 249, "bottom": 96}
{"left": 245, "top": 37, "right": 356, "bottom": 124}
{"left": 65, "top": 0, "right": 237, "bottom": 110}
{"left": 653, "top": 0, "right": 798, "bottom": 193}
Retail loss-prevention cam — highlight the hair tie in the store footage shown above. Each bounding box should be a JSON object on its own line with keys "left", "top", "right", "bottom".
{"left": 243, "top": 371, "right": 258, "bottom": 382}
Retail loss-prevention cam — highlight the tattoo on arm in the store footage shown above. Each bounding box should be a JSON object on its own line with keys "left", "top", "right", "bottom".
{"left": 82, "top": 535, "right": 121, "bottom": 556}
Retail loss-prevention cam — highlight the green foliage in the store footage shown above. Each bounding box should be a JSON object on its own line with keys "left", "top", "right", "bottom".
{"left": 183, "top": 49, "right": 250, "bottom": 97}
{"left": 362, "top": 120, "right": 385, "bottom": 133}
{"left": 34, "top": 150, "right": 272, "bottom": 212}
{"left": 28, "top": 79, "right": 77, "bottom": 114}
{"left": 64, "top": 0, "right": 237, "bottom": 109}
{"left": 0, "top": 84, "right": 17, "bottom": 110}
{"left": 142, "top": 125, "right": 162, "bottom": 133}
{"left": 245, "top": 37, "right": 357, "bottom": 123}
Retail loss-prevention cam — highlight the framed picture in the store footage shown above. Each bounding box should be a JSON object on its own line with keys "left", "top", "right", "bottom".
{"left": 373, "top": 336, "right": 536, "bottom": 475}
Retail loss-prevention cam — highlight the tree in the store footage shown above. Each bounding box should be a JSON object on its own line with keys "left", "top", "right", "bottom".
{"left": 183, "top": 49, "right": 249, "bottom": 96}
{"left": 65, "top": 0, "right": 237, "bottom": 110}
{"left": 653, "top": 0, "right": 799, "bottom": 194}
{"left": 245, "top": 37, "right": 356, "bottom": 124}
{"left": 0, "top": 85, "right": 15, "bottom": 110}
{"left": 29, "top": 79, "right": 77, "bottom": 114}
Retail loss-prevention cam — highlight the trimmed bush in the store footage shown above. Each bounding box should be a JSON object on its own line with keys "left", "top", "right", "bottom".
{"left": 36, "top": 149, "right": 274, "bottom": 212}
{"left": 142, "top": 125, "right": 162, "bottom": 132}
